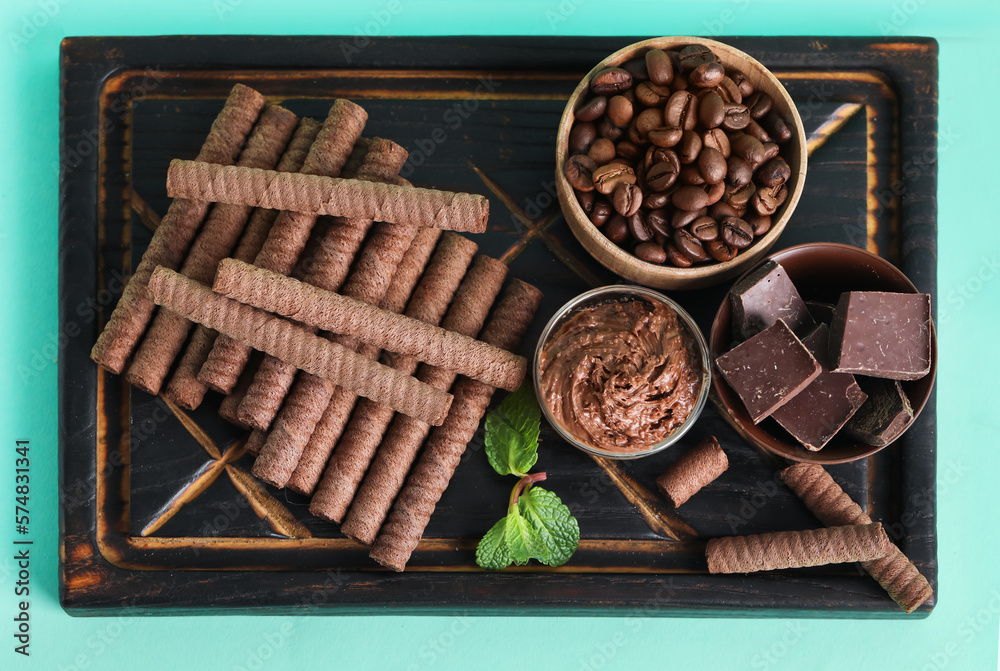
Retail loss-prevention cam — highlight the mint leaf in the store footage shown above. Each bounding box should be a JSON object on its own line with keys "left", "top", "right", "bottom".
{"left": 503, "top": 504, "right": 547, "bottom": 565}
{"left": 476, "top": 516, "right": 513, "bottom": 570}
{"left": 484, "top": 384, "right": 540, "bottom": 477}
{"left": 519, "top": 486, "right": 580, "bottom": 567}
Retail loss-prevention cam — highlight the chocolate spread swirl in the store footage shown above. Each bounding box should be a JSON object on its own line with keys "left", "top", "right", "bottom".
{"left": 539, "top": 298, "right": 701, "bottom": 451}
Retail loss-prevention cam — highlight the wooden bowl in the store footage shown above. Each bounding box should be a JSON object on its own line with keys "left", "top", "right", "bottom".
{"left": 709, "top": 243, "right": 937, "bottom": 464}
{"left": 555, "top": 37, "right": 807, "bottom": 290}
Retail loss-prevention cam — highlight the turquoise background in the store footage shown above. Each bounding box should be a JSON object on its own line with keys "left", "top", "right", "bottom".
{"left": 2, "top": 0, "right": 998, "bottom": 669}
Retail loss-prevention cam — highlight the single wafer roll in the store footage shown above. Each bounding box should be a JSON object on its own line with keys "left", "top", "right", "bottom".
{"left": 198, "top": 100, "right": 368, "bottom": 394}
{"left": 369, "top": 279, "right": 543, "bottom": 571}
{"left": 338, "top": 256, "right": 508, "bottom": 539}
{"left": 166, "top": 160, "right": 489, "bottom": 233}
{"left": 245, "top": 428, "right": 268, "bottom": 456}
{"left": 217, "top": 353, "right": 265, "bottom": 428}
{"left": 780, "top": 463, "right": 934, "bottom": 613}
{"left": 705, "top": 523, "right": 894, "bottom": 574}
{"left": 655, "top": 436, "right": 728, "bottom": 507}
{"left": 147, "top": 267, "right": 452, "bottom": 426}
{"left": 125, "top": 105, "right": 300, "bottom": 395}
{"left": 91, "top": 83, "right": 266, "bottom": 373}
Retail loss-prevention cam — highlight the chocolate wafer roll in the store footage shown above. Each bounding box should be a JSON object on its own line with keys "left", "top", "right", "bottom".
{"left": 245, "top": 428, "right": 268, "bottom": 456}
{"left": 337, "top": 256, "right": 508, "bottom": 538}
{"left": 147, "top": 267, "right": 451, "bottom": 426}
{"left": 781, "top": 463, "right": 934, "bottom": 613}
{"left": 369, "top": 279, "right": 543, "bottom": 571}
{"left": 166, "top": 160, "right": 489, "bottom": 233}
{"left": 237, "top": 139, "right": 409, "bottom": 430}
{"left": 198, "top": 100, "right": 368, "bottom": 394}
{"left": 125, "top": 105, "right": 300, "bottom": 395}
{"left": 655, "top": 436, "right": 728, "bottom": 507}
{"left": 217, "top": 352, "right": 264, "bottom": 428}
{"left": 91, "top": 83, "right": 266, "bottom": 374}
{"left": 705, "top": 523, "right": 894, "bottom": 574}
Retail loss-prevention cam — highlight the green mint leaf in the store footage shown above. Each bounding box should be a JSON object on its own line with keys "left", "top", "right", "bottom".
{"left": 484, "top": 384, "right": 541, "bottom": 477}
{"left": 504, "top": 504, "right": 547, "bottom": 565}
{"left": 475, "top": 516, "right": 513, "bottom": 570}
{"left": 519, "top": 486, "right": 580, "bottom": 567}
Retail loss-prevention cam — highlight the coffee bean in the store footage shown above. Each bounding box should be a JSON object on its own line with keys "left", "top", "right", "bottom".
{"left": 646, "top": 157, "right": 681, "bottom": 191}
{"left": 592, "top": 163, "right": 636, "bottom": 195}
{"left": 714, "top": 76, "right": 742, "bottom": 104}
{"left": 679, "top": 165, "right": 706, "bottom": 186}
{"left": 645, "top": 49, "right": 674, "bottom": 86}
{"left": 756, "top": 157, "right": 790, "bottom": 188}
{"left": 674, "top": 229, "right": 709, "bottom": 262}
{"left": 628, "top": 212, "right": 653, "bottom": 241}
{"left": 666, "top": 243, "right": 693, "bottom": 267}
{"left": 591, "top": 67, "right": 632, "bottom": 95}
{"left": 627, "top": 118, "right": 644, "bottom": 144}
{"left": 613, "top": 182, "right": 644, "bottom": 216}
{"left": 648, "top": 126, "right": 683, "bottom": 149}
{"left": 597, "top": 118, "right": 624, "bottom": 141}
{"left": 578, "top": 190, "right": 595, "bottom": 213}
{"left": 724, "top": 182, "right": 756, "bottom": 210}
{"left": 644, "top": 189, "right": 675, "bottom": 210}
{"left": 679, "top": 130, "right": 703, "bottom": 164}
{"left": 709, "top": 202, "right": 739, "bottom": 220}
{"left": 645, "top": 208, "right": 671, "bottom": 235}
{"left": 672, "top": 185, "right": 711, "bottom": 211}
{"left": 635, "top": 241, "right": 667, "bottom": 264}
{"left": 762, "top": 110, "right": 792, "bottom": 143}
{"left": 575, "top": 96, "right": 607, "bottom": 122}
{"left": 698, "top": 147, "right": 727, "bottom": 184}
{"left": 720, "top": 216, "right": 754, "bottom": 248}
{"left": 690, "top": 216, "right": 719, "bottom": 241}
{"left": 622, "top": 58, "right": 649, "bottom": 82}
{"left": 635, "top": 81, "right": 672, "bottom": 107}
{"left": 665, "top": 90, "right": 699, "bottom": 131}
{"left": 616, "top": 140, "right": 642, "bottom": 162}
{"left": 644, "top": 145, "right": 676, "bottom": 171}
{"left": 588, "top": 137, "right": 617, "bottom": 165}
{"left": 635, "top": 108, "right": 665, "bottom": 139}
{"left": 672, "top": 72, "right": 689, "bottom": 91}
{"left": 746, "top": 213, "right": 772, "bottom": 236}
{"left": 672, "top": 207, "right": 707, "bottom": 229}
{"left": 564, "top": 154, "right": 597, "bottom": 191}
{"left": 698, "top": 91, "right": 725, "bottom": 129}
{"left": 752, "top": 184, "right": 787, "bottom": 216}
{"left": 703, "top": 128, "right": 731, "bottom": 158}
{"left": 721, "top": 103, "right": 751, "bottom": 131}
{"left": 678, "top": 44, "right": 715, "bottom": 72}
{"left": 725, "top": 155, "right": 752, "bottom": 188}
{"left": 689, "top": 61, "right": 725, "bottom": 88}
{"left": 569, "top": 122, "right": 597, "bottom": 154}
{"left": 706, "top": 239, "right": 737, "bottom": 262}
{"left": 590, "top": 199, "right": 612, "bottom": 226}
{"left": 761, "top": 142, "right": 780, "bottom": 161}
{"left": 744, "top": 119, "right": 772, "bottom": 143}
{"left": 607, "top": 95, "right": 634, "bottom": 127}
{"left": 745, "top": 91, "right": 772, "bottom": 119}
{"left": 654, "top": 231, "right": 667, "bottom": 246}
{"left": 731, "top": 133, "right": 765, "bottom": 169}
{"left": 730, "top": 71, "right": 754, "bottom": 98}
{"left": 705, "top": 180, "right": 726, "bottom": 206}
{"left": 604, "top": 215, "right": 628, "bottom": 243}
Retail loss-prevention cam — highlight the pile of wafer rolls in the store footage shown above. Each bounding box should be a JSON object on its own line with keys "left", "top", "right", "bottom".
{"left": 90, "top": 84, "right": 542, "bottom": 571}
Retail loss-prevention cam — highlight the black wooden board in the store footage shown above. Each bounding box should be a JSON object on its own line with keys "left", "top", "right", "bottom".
{"left": 58, "top": 35, "right": 937, "bottom": 616}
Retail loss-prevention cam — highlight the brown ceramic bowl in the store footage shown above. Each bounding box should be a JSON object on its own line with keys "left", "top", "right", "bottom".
{"left": 709, "top": 243, "right": 937, "bottom": 464}
{"left": 555, "top": 37, "right": 807, "bottom": 290}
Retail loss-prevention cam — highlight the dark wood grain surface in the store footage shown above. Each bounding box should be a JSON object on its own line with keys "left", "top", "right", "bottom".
{"left": 59, "top": 35, "right": 937, "bottom": 616}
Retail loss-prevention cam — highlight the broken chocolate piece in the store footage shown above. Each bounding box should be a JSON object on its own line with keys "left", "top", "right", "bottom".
{"left": 715, "top": 319, "right": 821, "bottom": 424}
{"left": 829, "top": 292, "right": 932, "bottom": 380}
{"left": 771, "top": 325, "right": 868, "bottom": 450}
{"left": 843, "top": 377, "right": 914, "bottom": 447}
{"left": 730, "top": 260, "right": 816, "bottom": 340}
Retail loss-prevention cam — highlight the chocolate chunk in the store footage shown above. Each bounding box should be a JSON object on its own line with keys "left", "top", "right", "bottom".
{"left": 715, "top": 319, "right": 822, "bottom": 424}
{"left": 829, "top": 292, "right": 932, "bottom": 380}
{"left": 842, "top": 377, "right": 914, "bottom": 447}
{"left": 729, "top": 260, "right": 815, "bottom": 340}
{"left": 805, "top": 300, "right": 835, "bottom": 324}
{"left": 770, "top": 325, "right": 868, "bottom": 451}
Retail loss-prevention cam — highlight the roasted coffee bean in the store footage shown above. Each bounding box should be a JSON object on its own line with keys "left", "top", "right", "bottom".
{"left": 578, "top": 190, "right": 595, "bottom": 213}
{"left": 672, "top": 185, "right": 711, "bottom": 211}
{"left": 698, "top": 91, "right": 725, "bottom": 129}
{"left": 645, "top": 49, "right": 674, "bottom": 85}
{"left": 689, "top": 61, "right": 725, "bottom": 88}
{"left": 588, "top": 137, "right": 617, "bottom": 165}
{"left": 704, "top": 180, "right": 726, "bottom": 206}
{"left": 607, "top": 157, "right": 634, "bottom": 167}
{"left": 698, "top": 146, "right": 727, "bottom": 184}
{"left": 592, "top": 163, "right": 636, "bottom": 195}
{"left": 724, "top": 182, "right": 756, "bottom": 210}
{"left": 665, "top": 90, "right": 699, "bottom": 131}
{"left": 590, "top": 199, "right": 612, "bottom": 226}
{"left": 564, "top": 154, "right": 597, "bottom": 192}
{"left": 725, "top": 155, "right": 752, "bottom": 188}
{"left": 690, "top": 216, "right": 719, "bottom": 241}
{"left": 644, "top": 145, "right": 676, "bottom": 171}
{"left": 679, "top": 130, "right": 703, "bottom": 164}
{"left": 720, "top": 216, "right": 754, "bottom": 249}
{"left": 679, "top": 165, "right": 706, "bottom": 186}
{"left": 714, "top": 76, "right": 742, "bottom": 104}
{"left": 730, "top": 71, "right": 754, "bottom": 98}
{"left": 702, "top": 127, "right": 731, "bottom": 158}
{"left": 591, "top": 67, "right": 632, "bottom": 95}
{"left": 645, "top": 208, "right": 670, "bottom": 235}
{"left": 756, "top": 157, "right": 791, "bottom": 188}
{"left": 731, "top": 133, "right": 765, "bottom": 168}
{"left": 613, "top": 182, "right": 644, "bottom": 216}
{"left": 678, "top": 44, "right": 715, "bottom": 72}
{"left": 597, "top": 117, "right": 624, "bottom": 141}
{"left": 761, "top": 142, "right": 780, "bottom": 161}
{"left": 752, "top": 184, "right": 788, "bottom": 216}
{"left": 745, "top": 91, "right": 772, "bottom": 119}
{"left": 666, "top": 243, "right": 693, "bottom": 267}
{"left": 569, "top": 122, "right": 597, "bottom": 154}
{"left": 607, "top": 95, "right": 634, "bottom": 127}
{"left": 706, "top": 239, "right": 737, "bottom": 262}
{"left": 604, "top": 214, "right": 628, "bottom": 243}
{"left": 635, "top": 241, "right": 667, "bottom": 264}
{"left": 622, "top": 58, "right": 649, "bottom": 82}
{"left": 674, "top": 229, "right": 709, "bottom": 262}
{"left": 744, "top": 119, "right": 772, "bottom": 143}
{"left": 721, "top": 103, "right": 751, "bottom": 131}
{"left": 646, "top": 157, "right": 681, "bottom": 191}
{"left": 628, "top": 212, "right": 653, "bottom": 241}
{"left": 746, "top": 213, "right": 772, "bottom": 236}
{"left": 654, "top": 231, "right": 667, "bottom": 246}
{"left": 635, "top": 108, "right": 665, "bottom": 139}
{"left": 762, "top": 110, "right": 792, "bottom": 143}
{"left": 644, "top": 189, "right": 674, "bottom": 210}
{"left": 672, "top": 72, "right": 690, "bottom": 91}
{"left": 709, "top": 201, "right": 739, "bottom": 220}
{"left": 616, "top": 140, "right": 642, "bottom": 162}
{"left": 672, "top": 206, "right": 707, "bottom": 229}
{"left": 627, "top": 118, "right": 644, "bottom": 144}
{"left": 647, "top": 126, "right": 683, "bottom": 148}
{"left": 575, "top": 96, "right": 607, "bottom": 122}
{"left": 635, "top": 81, "right": 672, "bottom": 107}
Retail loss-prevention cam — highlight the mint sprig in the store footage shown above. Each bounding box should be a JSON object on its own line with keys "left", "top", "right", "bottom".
{"left": 476, "top": 385, "right": 580, "bottom": 570}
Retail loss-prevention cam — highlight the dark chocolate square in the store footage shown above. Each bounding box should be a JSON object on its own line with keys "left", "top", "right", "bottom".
{"left": 829, "top": 291, "right": 932, "bottom": 380}
{"left": 729, "top": 260, "right": 816, "bottom": 341}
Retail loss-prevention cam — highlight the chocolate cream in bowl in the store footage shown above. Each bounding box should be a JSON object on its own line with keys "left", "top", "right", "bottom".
{"left": 538, "top": 297, "right": 701, "bottom": 452}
